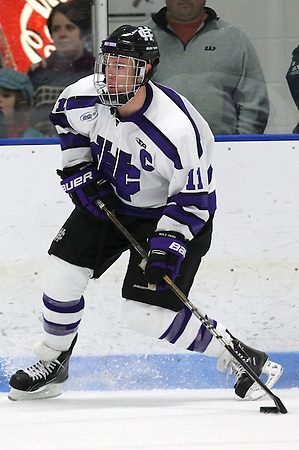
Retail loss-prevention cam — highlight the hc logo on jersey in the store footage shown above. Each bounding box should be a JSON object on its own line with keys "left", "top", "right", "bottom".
{"left": 138, "top": 26, "right": 154, "bottom": 41}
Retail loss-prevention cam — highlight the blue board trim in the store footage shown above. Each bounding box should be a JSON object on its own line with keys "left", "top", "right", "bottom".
{"left": 214, "top": 134, "right": 299, "bottom": 142}
{"left": 0, "top": 138, "right": 59, "bottom": 146}
{"left": 0, "top": 134, "right": 298, "bottom": 147}
{"left": 1, "top": 352, "right": 298, "bottom": 392}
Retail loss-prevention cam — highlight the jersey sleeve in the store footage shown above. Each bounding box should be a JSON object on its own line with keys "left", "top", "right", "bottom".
{"left": 155, "top": 107, "right": 216, "bottom": 241}
{"left": 49, "top": 77, "right": 97, "bottom": 168}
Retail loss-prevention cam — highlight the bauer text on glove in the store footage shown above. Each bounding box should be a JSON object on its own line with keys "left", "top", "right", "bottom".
{"left": 57, "top": 162, "right": 118, "bottom": 219}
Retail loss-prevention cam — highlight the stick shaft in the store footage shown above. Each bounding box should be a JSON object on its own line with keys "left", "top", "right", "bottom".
{"left": 95, "top": 199, "right": 287, "bottom": 413}
{"left": 163, "top": 277, "right": 286, "bottom": 412}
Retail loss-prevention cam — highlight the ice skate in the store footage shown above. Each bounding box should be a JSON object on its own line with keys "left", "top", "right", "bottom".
{"left": 218, "top": 336, "right": 283, "bottom": 400}
{"left": 8, "top": 334, "right": 77, "bottom": 401}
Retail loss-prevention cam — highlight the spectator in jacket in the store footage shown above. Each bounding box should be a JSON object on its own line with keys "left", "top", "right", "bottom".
{"left": 286, "top": 44, "right": 299, "bottom": 133}
{"left": 27, "top": 0, "right": 95, "bottom": 137}
{"left": 144, "top": 0, "right": 269, "bottom": 135}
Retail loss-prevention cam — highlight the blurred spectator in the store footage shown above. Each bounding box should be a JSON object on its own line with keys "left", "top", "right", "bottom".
{"left": 144, "top": 0, "right": 269, "bottom": 135}
{"left": 286, "top": 44, "right": 299, "bottom": 134}
{"left": 0, "top": 110, "right": 6, "bottom": 138}
{"left": 0, "top": 67, "right": 43, "bottom": 138}
{"left": 27, "top": 0, "right": 95, "bottom": 137}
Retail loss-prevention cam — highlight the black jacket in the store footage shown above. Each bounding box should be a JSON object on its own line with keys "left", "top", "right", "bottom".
{"left": 286, "top": 45, "right": 299, "bottom": 109}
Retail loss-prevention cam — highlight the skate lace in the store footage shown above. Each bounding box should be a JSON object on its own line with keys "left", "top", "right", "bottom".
{"left": 23, "top": 359, "right": 61, "bottom": 381}
{"left": 230, "top": 348, "right": 251, "bottom": 383}
{"left": 225, "top": 343, "right": 251, "bottom": 383}
{"left": 230, "top": 361, "right": 246, "bottom": 383}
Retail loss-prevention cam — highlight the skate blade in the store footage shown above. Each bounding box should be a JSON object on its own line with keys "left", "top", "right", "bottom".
{"left": 8, "top": 383, "right": 63, "bottom": 401}
{"left": 246, "top": 359, "right": 283, "bottom": 401}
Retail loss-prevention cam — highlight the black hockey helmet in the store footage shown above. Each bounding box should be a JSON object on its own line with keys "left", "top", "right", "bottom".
{"left": 94, "top": 25, "right": 160, "bottom": 106}
{"left": 101, "top": 25, "right": 160, "bottom": 78}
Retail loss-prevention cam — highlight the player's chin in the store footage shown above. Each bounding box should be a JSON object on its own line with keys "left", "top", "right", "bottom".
{"left": 107, "top": 86, "right": 117, "bottom": 94}
{"left": 108, "top": 86, "right": 127, "bottom": 95}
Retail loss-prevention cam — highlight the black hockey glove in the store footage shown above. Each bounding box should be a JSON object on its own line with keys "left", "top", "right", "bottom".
{"left": 144, "top": 231, "right": 187, "bottom": 291}
{"left": 57, "top": 162, "right": 118, "bottom": 220}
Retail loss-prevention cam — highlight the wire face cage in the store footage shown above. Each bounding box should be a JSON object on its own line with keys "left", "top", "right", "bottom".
{"left": 94, "top": 53, "right": 147, "bottom": 107}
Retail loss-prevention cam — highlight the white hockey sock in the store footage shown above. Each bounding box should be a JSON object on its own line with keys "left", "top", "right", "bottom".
{"left": 34, "top": 341, "right": 61, "bottom": 361}
{"left": 41, "top": 255, "right": 93, "bottom": 351}
{"left": 122, "top": 300, "right": 231, "bottom": 358}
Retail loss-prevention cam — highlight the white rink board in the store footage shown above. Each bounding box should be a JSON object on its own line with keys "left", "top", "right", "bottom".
{"left": 0, "top": 139, "right": 298, "bottom": 358}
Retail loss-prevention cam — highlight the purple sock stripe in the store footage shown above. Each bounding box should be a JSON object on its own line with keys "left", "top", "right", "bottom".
{"left": 43, "top": 294, "right": 84, "bottom": 314}
{"left": 159, "top": 307, "right": 192, "bottom": 344}
{"left": 43, "top": 317, "right": 81, "bottom": 336}
{"left": 187, "top": 316, "right": 217, "bottom": 353}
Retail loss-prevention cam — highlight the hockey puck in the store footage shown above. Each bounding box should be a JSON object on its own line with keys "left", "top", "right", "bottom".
{"left": 260, "top": 406, "right": 281, "bottom": 414}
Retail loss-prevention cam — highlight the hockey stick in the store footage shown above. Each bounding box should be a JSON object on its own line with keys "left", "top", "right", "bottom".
{"left": 95, "top": 199, "right": 287, "bottom": 414}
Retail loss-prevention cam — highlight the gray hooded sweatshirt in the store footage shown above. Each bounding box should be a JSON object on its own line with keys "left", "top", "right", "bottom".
{"left": 144, "top": 7, "right": 269, "bottom": 135}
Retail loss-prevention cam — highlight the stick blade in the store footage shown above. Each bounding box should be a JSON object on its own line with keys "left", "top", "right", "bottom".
{"left": 260, "top": 406, "right": 281, "bottom": 414}
{"left": 260, "top": 395, "right": 288, "bottom": 414}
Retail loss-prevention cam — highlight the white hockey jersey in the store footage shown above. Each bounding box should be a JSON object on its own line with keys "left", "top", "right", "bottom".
{"left": 50, "top": 76, "right": 216, "bottom": 241}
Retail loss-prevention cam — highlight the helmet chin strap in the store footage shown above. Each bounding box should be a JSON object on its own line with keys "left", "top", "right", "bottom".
{"left": 100, "top": 90, "right": 137, "bottom": 107}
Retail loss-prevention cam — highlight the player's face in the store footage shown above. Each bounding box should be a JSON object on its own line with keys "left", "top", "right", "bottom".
{"left": 95, "top": 52, "right": 150, "bottom": 107}
{"left": 50, "top": 12, "right": 85, "bottom": 60}
{"left": 0, "top": 88, "right": 16, "bottom": 118}
{"left": 166, "top": 0, "right": 206, "bottom": 22}
{"left": 105, "top": 55, "right": 138, "bottom": 94}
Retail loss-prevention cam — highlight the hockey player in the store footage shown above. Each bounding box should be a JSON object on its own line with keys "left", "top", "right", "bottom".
{"left": 9, "top": 25, "right": 282, "bottom": 401}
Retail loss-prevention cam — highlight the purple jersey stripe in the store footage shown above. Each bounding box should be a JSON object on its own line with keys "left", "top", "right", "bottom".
{"left": 164, "top": 206, "right": 206, "bottom": 236}
{"left": 159, "top": 307, "right": 192, "bottom": 343}
{"left": 66, "top": 96, "right": 99, "bottom": 110}
{"left": 49, "top": 111, "right": 71, "bottom": 129}
{"left": 187, "top": 316, "right": 217, "bottom": 353}
{"left": 134, "top": 115, "right": 183, "bottom": 170}
{"left": 43, "top": 317, "right": 81, "bottom": 336}
{"left": 154, "top": 82, "right": 204, "bottom": 159}
{"left": 59, "top": 132, "right": 91, "bottom": 151}
{"left": 43, "top": 294, "right": 84, "bottom": 314}
{"left": 123, "top": 86, "right": 183, "bottom": 171}
{"left": 166, "top": 190, "right": 216, "bottom": 230}
{"left": 207, "top": 165, "right": 213, "bottom": 184}
{"left": 169, "top": 191, "right": 211, "bottom": 208}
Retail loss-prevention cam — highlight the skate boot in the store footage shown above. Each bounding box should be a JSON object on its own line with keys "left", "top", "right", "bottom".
{"left": 8, "top": 334, "right": 77, "bottom": 401}
{"left": 218, "top": 336, "right": 283, "bottom": 400}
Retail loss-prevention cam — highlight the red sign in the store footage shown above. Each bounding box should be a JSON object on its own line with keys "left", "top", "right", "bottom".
{"left": 0, "top": 0, "right": 69, "bottom": 72}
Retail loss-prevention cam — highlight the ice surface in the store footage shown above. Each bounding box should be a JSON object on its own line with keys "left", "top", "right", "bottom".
{"left": 0, "top": 388, "right": 298, "bottom": 450}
